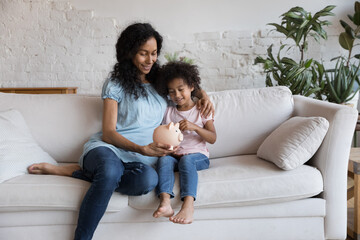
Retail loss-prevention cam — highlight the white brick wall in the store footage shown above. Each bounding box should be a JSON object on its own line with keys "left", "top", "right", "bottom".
{"left": 0, "top": 0, "right": 346, "bottom": 94}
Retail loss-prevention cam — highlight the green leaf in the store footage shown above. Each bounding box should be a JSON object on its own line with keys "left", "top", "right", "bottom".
{"left": 305, "top": 59, "right": 313, "bottom": 68}
{"left": 340, "top": 20, "right": 350, "bottom": 29}
{"left": 289, "top": 77, "right": 302, "bottom": 92}
{"left": 354, "top": 12, "right": 360, "bottom": 25}
{"left": 349, "top": 14, "right": 354, "bottom": 22}
{"left": 315, "top": 61, "right": 325, "bottom": 75}
{"left": 322, "top": 5, "right": 336, "bottom": 13}
{"left": 320, "top": 20, "right": 332, "bottom": 26}
{"left": 356, "top": 2, "right": 360, "bottom": 13}
{"left": 315, "top": 11, "right": 335, "bottom": 17}
{"left": 339, "top": 32, "right": 354, "bottom": 50}
{"left": 310, "top": 32, "right": 320, "bottom": 43}
{"left": 314, "top": 5, "right": 336, "bottom": 18}
{"left": 295, "top": 28, "right": 304, "bottom": 45}
{"left": 354, "top": 54, "right": 360, "bottom": 59}
{"left": 287, "top": 6, "right": 307, "bottom": 16}
{"left": 254, "top": 56, "right": 265, "bottom": 65}
{"left": 325, "top": 73, "right": 342, "bottom": 103}
{"left": 264, "top": 60, "right": 274, "bottom": 69}
{"left": 265, "top": 75, "right": 273, "bottom": 87}
{"left": 345, "top": 26, "right": 356, "bottom": 38}
{"left": 268, "top": 23, "right": 289, "bottom": 37}
{"left": 300, "top": 19, "right": 310, "bottom": 29}
{"left": 267, "top": 45, "right": 275, "bottom": 61}
{"left": 280, "top": 57, "right": 297, "bottom": 66}
{"left": 272, "top": 72, "right": 281, "bottom": 82}
{"left": 284, "top": 12, "right": 302, "bottom": 19}
{"left": 342, "top": 66, "right": 359, "bottom": 102}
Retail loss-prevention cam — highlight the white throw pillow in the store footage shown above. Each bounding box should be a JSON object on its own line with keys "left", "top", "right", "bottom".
{"left": 257, "top": 116, "right": 329, "bottom": 170}
{"left": 0, "top": 109, "right": 58, "bottom": 183}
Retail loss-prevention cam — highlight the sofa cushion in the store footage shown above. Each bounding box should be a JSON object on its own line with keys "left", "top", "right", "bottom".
{"left": 0, "top": 109, "right": 58, "bottom": 183}
{"left": 129, "top": 154, "right": 323, "bottom": 209}
{"left": 207, "top": 86, "right": 293, "bottom": 158}
{"left": 257, "top": 116, "right": 329, "bottom": 170}
{"left": 0, "top": 174, "right": 128, "bottom": 212}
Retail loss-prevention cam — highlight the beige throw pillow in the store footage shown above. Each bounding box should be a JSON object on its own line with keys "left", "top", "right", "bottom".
{"left": 257, "top": 116, "right": 329, "bottom": 170}
{"left": 0, "top": 109, "right": 58, "bottom": 183}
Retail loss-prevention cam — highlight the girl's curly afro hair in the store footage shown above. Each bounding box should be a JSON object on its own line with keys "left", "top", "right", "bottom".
{"left": 156, "top": 61, "right": 201, "bottom": 97}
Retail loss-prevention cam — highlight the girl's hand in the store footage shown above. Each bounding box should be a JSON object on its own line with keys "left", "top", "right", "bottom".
{"left": 141, "top": 142, "right": 178, "bottom": 157}
{"left": 196, "top": 97, "right": 214, "bottom": 118}
{"left": 179, "top": 119, "right": 198, "bottom": 132}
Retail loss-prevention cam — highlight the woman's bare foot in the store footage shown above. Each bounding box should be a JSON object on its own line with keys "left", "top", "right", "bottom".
{"left": 170, "top": 196, "right": 194, "bottom": 224}
{"left": 27, "top": 163, "right": 81, "bottom": 176}
{"left": 153, "top": 193, "right": 174, "bottom": 218}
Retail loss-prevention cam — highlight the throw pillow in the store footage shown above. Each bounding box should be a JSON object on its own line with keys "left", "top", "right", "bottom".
{"left": 257, "top": 116, "right": 329, "bottom": 170}
{"left": 0, "top": 109, "right": 58, "bottom": 183}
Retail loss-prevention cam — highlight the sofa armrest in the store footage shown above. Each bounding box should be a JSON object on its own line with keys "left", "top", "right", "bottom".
{"left": 293, "top": 95, "right": 358, "bottom": 239}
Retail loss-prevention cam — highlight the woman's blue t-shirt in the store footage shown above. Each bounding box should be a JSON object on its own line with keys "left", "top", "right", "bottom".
{"left": 79, "top": 78, "right": 167, "bottom": 167}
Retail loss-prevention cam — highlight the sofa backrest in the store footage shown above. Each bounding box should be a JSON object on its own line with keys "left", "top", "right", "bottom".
{"left": 207, "top": 86, "right": 294, "bottom": 159}
{"left": 0, "top": 93, "right": 103, "bottom": 163}
{"left": 0, "top": 86, "right": 294, "bottom": 163}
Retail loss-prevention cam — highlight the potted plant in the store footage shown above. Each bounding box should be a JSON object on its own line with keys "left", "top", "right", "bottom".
{"left": 254, "top": 5, "right": 335, "bottom": 98}
{"left": 164, "top": 52, "right": 195, "bottom": 64}
{"left": 322, "top": 1, "right": 360, "bottom": 105}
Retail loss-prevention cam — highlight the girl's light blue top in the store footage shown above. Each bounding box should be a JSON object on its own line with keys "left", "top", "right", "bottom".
{"left": 79, "top": 78, "right": 167, "bottom": 167}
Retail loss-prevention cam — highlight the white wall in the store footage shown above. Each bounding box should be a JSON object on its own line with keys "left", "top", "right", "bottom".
{"left": 0, "top": 0, "right": 355, "bottom": 94}
{"left": 69, "top": 0, "right": 351, "bottom": 42}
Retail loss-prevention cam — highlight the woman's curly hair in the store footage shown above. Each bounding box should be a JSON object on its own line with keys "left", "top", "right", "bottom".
{"left": 156, "top": 61, "right": 201, "bottom": 97}
{"left": 110, "top": 23, "right": 163, "bottom": 99}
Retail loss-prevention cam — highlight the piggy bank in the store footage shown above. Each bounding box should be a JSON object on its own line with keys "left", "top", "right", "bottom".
{"left": 153, "top": 122, "right": 183, "bottom": 150}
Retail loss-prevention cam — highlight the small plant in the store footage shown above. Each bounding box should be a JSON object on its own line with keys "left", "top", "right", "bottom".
{"left": 164, "top": 52, "right": 195, "bottom": 64}
{"left": 324, "top": 57, "right": 360, "bottom": 103}
{"left": 254, "top": 5, "right": 335, "bottom": 98}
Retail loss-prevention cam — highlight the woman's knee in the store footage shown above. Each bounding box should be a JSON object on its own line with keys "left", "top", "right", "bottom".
{"left": 139, "top": 166, "right": 158, "bottom": 194}
{"left": 88, "top": 148, "right": 124, "bottom": 188}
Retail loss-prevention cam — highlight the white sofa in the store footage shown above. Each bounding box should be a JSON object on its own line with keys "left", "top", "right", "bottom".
{"left": 0, "top": 86, "right": 357, "bottom": 240}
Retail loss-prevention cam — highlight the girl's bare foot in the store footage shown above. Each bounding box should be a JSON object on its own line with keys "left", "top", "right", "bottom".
{"left": 170, "top": 196, "right": 194, "bottom": 224}
{"left": 27, "top": 163, "right": 81, "bottom": 176}
{"left": 153, "top": 193, "right": 174, "bottom": 218}
{"left": 153, "top": 202, "right": 174, "bottom": 218}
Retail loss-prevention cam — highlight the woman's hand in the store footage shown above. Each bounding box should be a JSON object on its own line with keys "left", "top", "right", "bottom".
{"left": 196, "top": 97, "right": 214, "bottom": 118}
{"left": 194, "top": 89, "right": 215, "bottom": 118}
{"left": 141, "top": 142, "right": 178, "bottom": 157}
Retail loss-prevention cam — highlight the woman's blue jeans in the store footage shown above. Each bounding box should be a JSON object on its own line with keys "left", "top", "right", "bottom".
{"left": 72, "top": 147, "right": 158, "bottom": 240}
{"left": 156, "top": 153, "right": 209, "bottom": 200}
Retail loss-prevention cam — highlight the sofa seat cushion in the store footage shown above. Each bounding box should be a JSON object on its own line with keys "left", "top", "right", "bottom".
{"left": 129, "top": 154, "right": 323, "bottom": 210}
{"left": 0, "top": 174, "right": 128, "bottom": 212}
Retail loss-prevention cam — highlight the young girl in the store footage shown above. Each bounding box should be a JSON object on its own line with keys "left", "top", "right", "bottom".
{"left": 153, "top": 61, "right": 217, "bottom": 224}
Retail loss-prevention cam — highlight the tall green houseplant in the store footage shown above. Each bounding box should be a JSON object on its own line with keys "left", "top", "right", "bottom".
{"left": 255, "top": 5, "right": 335, "bottom": 98}
{"left": 323, "top": 1, "right": 360, "bottom": 104}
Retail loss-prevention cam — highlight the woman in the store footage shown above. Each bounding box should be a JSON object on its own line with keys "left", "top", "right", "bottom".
{"left": 28, "top": 23, "right": 213, "bottom": 240}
